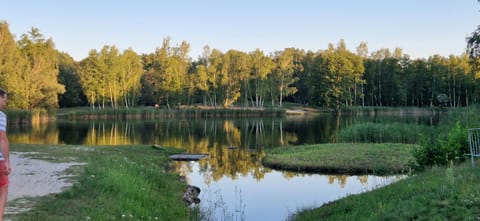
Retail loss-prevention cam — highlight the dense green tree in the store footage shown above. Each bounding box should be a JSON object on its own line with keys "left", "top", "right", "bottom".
{"left": 294, "top": 51, "right": 316, "bottom": 105}
{"left": 467, "top": 25, "right": 480, "bottom": 59}
{"left": 79, "top": 50, "right": 103, "bottom": 108}
{"left": 143, "top": 38, "right": 190, "bottom": 108}
{"left": 220, "top": 50, "right": 249, "bottom": 107}
{"left": 363, "top": 48, "right": 407, "bottom": 107}
{"left": 80, "top": 46, "right": 143, "bottom": 108}
{"left": 346, "top": 45, "right": 365, "bottom": 106}
{"left": 191, "top": 61, "right": 209, "bottom": 105}
{"left": 270, "top": 48, "right": 302, "bottom": 106}
{"left": 99, "top": 45, "right": 122, "bottom": 107}
{"left": 248, "top": 49, "right": 274, "bottom": 107}
{"left": 356, "top": 42, "right": 369, "bottom": 106}
{"left": 446, "top": 54, "right": 471, "bottom": 107}
{"left": 138, "top": 72, "right": 156, "bottom": 106}
{"left": 118, "top": 48, "right": 143, "bottom": 107}
{"left": 0, "top": 21, "right": 29, "bottom": 109}
{"left": 58, "top": 52, "right": 87, "bottom": 107}
{"left": 205, "top": 49, "right": 224, "bottom": 107}
{"left": 17, "top": 28, "right": 65, "bottom": 109}
{"left": 310, "top": 40, "right": 364, "bottom": 112}
{"left": 169, "top": 40, "right": 190, "bottom": 106}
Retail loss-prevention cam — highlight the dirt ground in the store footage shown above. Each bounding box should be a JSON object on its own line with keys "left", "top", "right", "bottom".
{"left": 5, "top": 152, "right": 84, "bottom": 216}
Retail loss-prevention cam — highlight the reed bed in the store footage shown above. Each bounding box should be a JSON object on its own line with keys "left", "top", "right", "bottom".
{"left": 338, "top": 122, "right": 433, "bottom": 144}
{"left": 61, "top": 107, "right": 286, "bottom": 120}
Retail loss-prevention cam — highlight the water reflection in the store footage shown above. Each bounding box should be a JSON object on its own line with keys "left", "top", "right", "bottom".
{"left": 9, "top": 116, "right": 334, "bottom": 147}
{"left": 181, "top": 161, "right": 404, "bottom": 221}
{"left": 8, "top": 113, "right": 439, "bottom": 147}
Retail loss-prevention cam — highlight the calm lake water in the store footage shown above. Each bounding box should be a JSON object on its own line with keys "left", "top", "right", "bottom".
{"left": 8, "top": 112, "right": 439, "bottom": 221}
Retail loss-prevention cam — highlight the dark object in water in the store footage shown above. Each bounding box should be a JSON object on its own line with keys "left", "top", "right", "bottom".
{"left": 183, "top": 185, "right": 201, "bottom": 205}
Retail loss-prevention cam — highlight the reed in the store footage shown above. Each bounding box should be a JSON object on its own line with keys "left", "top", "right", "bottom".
{"left": 338, "top": 122, "right": 433, "bottom": 144}
{"left": 341, "top": 106, "right": 442, "bottom": 117}
{"left": 61, "top": 107, "right": 286, "bottom": 120}
{"left": 4, "top": 109, "right": 32, "bottom": 124}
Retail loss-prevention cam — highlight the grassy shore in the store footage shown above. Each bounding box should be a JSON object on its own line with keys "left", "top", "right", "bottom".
{"left": 291, "top": 165, "right": 480, "bottom": 221}
{"left": 262, "top": 143, "right": 417, "bottom": 175}
{"left": 9, "top": 144, "right": 191, "bottom": 221}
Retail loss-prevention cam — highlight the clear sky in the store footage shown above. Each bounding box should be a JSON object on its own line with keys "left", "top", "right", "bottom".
{"left": 1, "top": 0, "right": 479, "bottom": 61}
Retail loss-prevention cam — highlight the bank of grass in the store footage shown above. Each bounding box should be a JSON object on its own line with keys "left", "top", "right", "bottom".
{"left": 291, "top": 164, "right": 480, "bottom": 221}
{"left": 262, "top": 143, "right": 417, "bottom": 175}
{"left": 9, "top": 144, "right": 191, "bottom": 221}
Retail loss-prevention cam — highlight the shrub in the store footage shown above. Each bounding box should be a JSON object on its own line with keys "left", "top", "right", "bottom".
{"left": 413, "top": 121, "right": 469, "bottom": 170}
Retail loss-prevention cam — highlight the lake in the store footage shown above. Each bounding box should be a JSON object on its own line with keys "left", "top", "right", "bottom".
{"left": 8, "top": 112, "right": 439, "bottom": 220}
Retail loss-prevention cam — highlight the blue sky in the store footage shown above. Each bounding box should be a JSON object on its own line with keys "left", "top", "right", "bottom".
{"left": 1, "top": 0, "right": 479, "bottom": 61}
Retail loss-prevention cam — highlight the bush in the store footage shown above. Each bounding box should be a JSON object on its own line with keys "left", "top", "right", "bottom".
{"left": 413, "top": 121, "right": 469, "bottom": 170}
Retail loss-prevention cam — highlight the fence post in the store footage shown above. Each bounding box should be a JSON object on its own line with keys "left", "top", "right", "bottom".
{"left": 468, "top": 128, "right": 480, "bottom": 167}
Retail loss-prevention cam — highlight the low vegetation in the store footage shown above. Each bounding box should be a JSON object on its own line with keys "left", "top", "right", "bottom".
{"left": 262, "top": 143, "right": 417, "bottom": 175}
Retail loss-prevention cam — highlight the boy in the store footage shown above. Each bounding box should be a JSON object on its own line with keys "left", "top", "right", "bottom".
{"left": 0, "top": 88, "right": 10, "bottom": 221}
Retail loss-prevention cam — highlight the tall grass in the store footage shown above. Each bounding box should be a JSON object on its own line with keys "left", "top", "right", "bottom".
{"left": 342, "top": 106, "right": 442, "bottom": 117}
{"left": 338, "top": 122, "right": 433, "bottom": 144}
{"left": 5, "top": 109, "right": 54, "bottom": 125}
{"left": 4, "top": 109, "right": 32, "bottom": 125}
{"left": 61, "top": 107, "right": 286, "bottom": 120}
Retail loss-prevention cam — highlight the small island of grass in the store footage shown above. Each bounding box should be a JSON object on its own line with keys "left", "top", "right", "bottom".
{"left": 262, "top": 143, "right": 417, "bottom": 175}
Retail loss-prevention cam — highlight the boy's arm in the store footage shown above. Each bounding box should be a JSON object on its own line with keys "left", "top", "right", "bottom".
{"left": 0, "top": 131, "right": 10, "bottom": 175}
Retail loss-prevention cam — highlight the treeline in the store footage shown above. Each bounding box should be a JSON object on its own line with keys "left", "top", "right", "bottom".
{"left": 1, "top": 21, "right": 479, "bottom": 111}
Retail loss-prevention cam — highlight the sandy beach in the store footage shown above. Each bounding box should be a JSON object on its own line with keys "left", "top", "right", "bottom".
{"left": 5, "top": 152, "right": 84, "bottom": 215}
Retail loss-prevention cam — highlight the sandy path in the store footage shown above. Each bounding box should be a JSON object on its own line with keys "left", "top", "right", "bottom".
{"left": 5, "top": 152, "right": 85, "bottom": 215}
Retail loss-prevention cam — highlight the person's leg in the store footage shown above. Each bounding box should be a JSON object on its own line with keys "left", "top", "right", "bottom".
{"left": 0, "top": 186, "right": 7, "bottom": 221}
{"left": 0, "top": 161, "right": 8, "bottom": 221}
